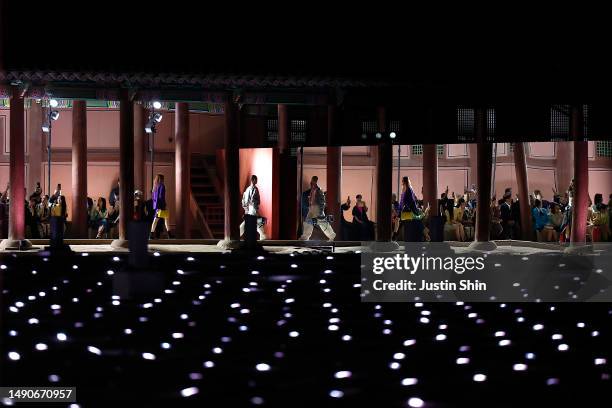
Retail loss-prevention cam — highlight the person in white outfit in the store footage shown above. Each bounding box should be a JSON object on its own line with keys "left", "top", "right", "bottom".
{"left": 299, "top": 176, "right": 336, "bottom": 241}
{"left": 240, "top": 175, "right": 267, "bottom": 240}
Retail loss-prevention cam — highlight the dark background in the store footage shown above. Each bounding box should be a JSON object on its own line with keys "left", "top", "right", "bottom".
{"left": 1, "top": 3, "right": 610, "bottom": 96}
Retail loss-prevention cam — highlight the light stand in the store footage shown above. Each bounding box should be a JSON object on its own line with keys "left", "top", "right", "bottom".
{"left": 42, "top": 103, "right": 60, "bottom": 196}
{"left": 145, "top": 105, "right": 163, "bottom": 198}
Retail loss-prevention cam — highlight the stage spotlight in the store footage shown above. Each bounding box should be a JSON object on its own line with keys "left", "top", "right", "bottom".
{"left": 153, "top": 112, "right": 163, "bottom": 123}
{"left": 375, "top": 132, "right": 382, "bottom": 139}
{"left": 153, "top": 101, "right": 162, "bottom": 110}
{"left": 50, "top": 111, "right": 60, "bottom": 121}
{"left": 42, "top": 125, "right": 50, "bottom": 133}
{"left": 390, "top": 132, "right": 397, "bottom": 139}
{"left": 49, "top": 99, "right": 59, "bottom": 108}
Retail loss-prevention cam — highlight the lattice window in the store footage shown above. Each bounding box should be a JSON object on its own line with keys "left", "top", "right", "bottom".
{"left": 596, "top": 141, "right": 612, "bottom": 157}
{"left": 267, "top": 119, "right": 278, "bottom": 142}
{"left": 291, "top": 119, "right": 307, "bottom": 143}
{"left": 389, "top": 120, "right": 401, "bottom": 133}
{"left": 550, "top": 105, "right": 570, "bottom": 141}
{"left": 411, "top": 144, "right": 444, "bottom": 156}
{"left": 487, "top": 108, "right": 496, "bottom": 142}
{"left": 457, "top": 107, "right": 474, "bottom": 142}
{"left": 362, "top": 120, "right": 378, "bottom": 134}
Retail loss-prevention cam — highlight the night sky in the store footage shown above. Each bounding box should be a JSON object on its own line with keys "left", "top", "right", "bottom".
{"left": 2, "top": 4, "right": 609, "bottom": 94}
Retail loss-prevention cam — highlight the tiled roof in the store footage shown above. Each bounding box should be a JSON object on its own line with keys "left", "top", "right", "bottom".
{"left": 0, "top": 70, "right": 388, "bottom": 89}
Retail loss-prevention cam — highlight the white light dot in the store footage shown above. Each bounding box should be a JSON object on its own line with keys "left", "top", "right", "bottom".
{"left": 172, "top": 332, "right": 184, "bottom": 339}
{"left": 204, "top": 361, "right": 215, "bottom": 368}
{"left": 558, "top": 344, "right": 569, "bottom": 351}
{"left": 334, "top": 370, "right": 351, "bottom": 379}
{"left": 87, "top": 346, "right": 102, "bottom": 355}
{"left": 404, "top": 339, "right": 416, "bottom": 346}
{"left": 532, "top": 324, "right": 544, "bottom": 331}
{"left": 161, "top": 342, "right": 171, "bottom": 349}
{"left": 180, "top": 387, "right": 199, "bottom": 397}
{"left": 473, "top": 373, "right": 487, "bottom": 382}
{"left": 342, "top": 335, "right": 352, "bottom": 341}
{"left": 407, "top": 397, "right": 425, "bottom": 408}
{"left": 8, "top": 351, "right": 20, "bottom": 361}
{"left": 35, "top": 343, "right": 48, "bottom": 351}
{"left": 142, "top": 352, "right": 156, "bottom": 360}
{"left": 329, "top": 390, "right": 344, "bottom": 398}
{"left": 595, "top": 358, "right": 607, "bottom": 365}
{"left": 513, "top": 363, "right": 528, "bottom": 371}
{"left": 48, "top": 374, "right": 60, "bottom": 382}
{"left": 289, "top": 331, "right": 299, "bottom": 338}
{"left": 389, "top": 362, "right": 400, "bottom": 370}
{"left": 401, "top": 378, "right": 418, "bottom": 386}
{"left": 393, "top": 352, "right": 405, "bottom": 360}
{"left": 256, "top": 363, "right": 271, "bottom": 372}
{"left": 328, "top": 325, "right": 339, "bottom": 331}
{"left": 213, "top": 347, "right": 222, "bottom": 354}
{"left": 435, "top": 334, "right": 447, "bottom": 341}
{"left": 456, "top": 357, "right": 470, "bottom": 365}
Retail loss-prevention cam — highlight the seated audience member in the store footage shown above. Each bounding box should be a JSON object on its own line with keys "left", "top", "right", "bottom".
{"left": 444, "top": 198, "right": 465, "bottom": 241}
{"left": 500, "top": 193, "right": 517, "bottom": 239}
{"left": 26, "top": 198, "right": 40, "bottom": 238}
{"left": 589, "top": 195, "right": 610, "bottom": 242}
{"left": 134, "top": 190, "right": 150, "bottom": 222}
{"left": 1, "top": 183, "right": 9, "bottom": 203}
{"left": 340, "top": 196, "right": 356, "bottom": 241}
{"left": 352, "top": 194, "right": 372, "bottom": 240}
{"left": 532, "top": 199, "right": 549, "bottom": 242}
{"left": 544, "top": 203, "right": 564, "bottom": 242}
{"left": 86, "top": 197, "right": 96, "bottom": 234}
{"left": 560, "top": 192, "right": 573, "bottom": 243}
{"left": 93, "top": 197, "right": 109, "bottom": 238}
{"left": 490, "top": 196, "right": 503, "bottom": 239}
{"left": 30, "top": 182, "right": 42, "bottom": 205}
{"left": 37, "top": 195, "right": 51, "bottom": 238}
{"left": 462, "top": 203, "right": 475, "bottom": 241}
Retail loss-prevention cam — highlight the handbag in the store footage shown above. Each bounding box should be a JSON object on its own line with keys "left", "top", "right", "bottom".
{"left": 157, "top": 209, "right": 169, "bottom": 219}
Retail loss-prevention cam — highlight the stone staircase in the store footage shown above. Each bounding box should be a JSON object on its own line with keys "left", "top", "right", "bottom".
{"left": 190, "top": 155, "right": 224, "bottom": 239}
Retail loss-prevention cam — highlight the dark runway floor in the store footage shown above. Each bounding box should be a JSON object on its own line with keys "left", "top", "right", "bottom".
{"left": 1, "top": 250, "right": 611, "bottom": 407}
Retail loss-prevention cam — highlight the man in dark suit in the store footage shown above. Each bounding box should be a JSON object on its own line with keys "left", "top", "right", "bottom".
{"left": 500, "top": 193, "right": 516, "bottom": 239}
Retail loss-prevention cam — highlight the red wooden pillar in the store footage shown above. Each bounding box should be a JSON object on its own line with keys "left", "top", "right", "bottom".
{"left": 570, "top": 105, "right": 588, "bottom": 245}
{"left": 513, "top": 142, "right": 533, "bottom": 240}
{"left": 133, "top": 103, "right": 146, "bottom": 192}
{"left": 422, "top": 144, "right": 438, "bottom": 211}
{"left": 376, "top": 107, "right": 392, "bottom": 241}
{"left": 472, "top": 107, "right": 494, "bottom": 247}
{"left": 175, "top": 102, "right": 190, "bottom": 239}
{"left": 555, "top": 141, "right": 573, "bottom": 195}
{"left": 277, "top": 104, "right": 298, "bottom": 239}
{"left": 326, "top": 105, "right": 342, "bottom": 236}
{"left": 221, "top": 100, "right": 240, "bottom": 245}
{"left": 112, "top": 90, "right": 134, "bottom": 247}
{"left": 1, "top": 88, "right": 31, "bottom": 249}
{"left": 71, "top": 100, "right": 88, "bottom": 238}
{"left": 326, "top": 147, "right": 342, "bottom": 235}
